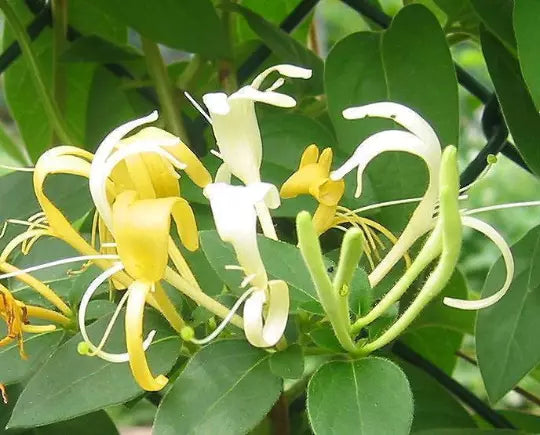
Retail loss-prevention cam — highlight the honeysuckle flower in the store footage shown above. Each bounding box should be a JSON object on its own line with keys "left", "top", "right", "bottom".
{"left": 202, "top": 64, "right": 312, "bottom": 240}
{"left": 76, "top": 189, "right": 199, "bottom": 391}
{"left": 281, "top": 144, "right": 407, "bottom": 270}
{"left": 204, "top": 182, "right": 290, "bottom": 347}
{"left": 281, "top": 144, "right": 345, "bottom": 234}
{"left": 330, "top": 102, "right": 442, "bottom": 287}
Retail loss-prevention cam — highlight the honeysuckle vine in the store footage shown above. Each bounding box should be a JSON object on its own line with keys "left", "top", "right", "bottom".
{"left": 0, "top": 63, "right": 536, "bottom": 395}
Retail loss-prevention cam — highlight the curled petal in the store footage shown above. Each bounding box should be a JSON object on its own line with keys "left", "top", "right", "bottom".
{"left": 243, "top": 280, "right": 290, "bottom": 347}
{"left": 342, "top": 102, "right": 440, "bottom": 149}
{"left": 444, "top": 216, "right": 514, "bottom": 310}
{"left": 251, "top": 64, "right": 312, "bottom": 89}
{"left": 126, "top": 280, "right": 168, "bottom": 391}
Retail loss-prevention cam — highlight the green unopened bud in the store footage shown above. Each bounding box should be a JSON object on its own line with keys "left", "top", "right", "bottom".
{"left": 180, "top": 326, "right": 195, "bottom": 342}
{"left": 77, "top": 341, "right": 90, "bottom": 356}
{"left": 208, "top": 317, "right": 217, "bottom": 331}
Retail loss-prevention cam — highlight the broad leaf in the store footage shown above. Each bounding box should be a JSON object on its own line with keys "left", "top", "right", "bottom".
{"left": 513, "top": 0, "right": 540, "bottom": 111}
{"left": 154, "top": 340, "right": 281, "bottom": 435}
{"left": 34, "top": 411, "right": 119, "bottom": 435}
{"left": 398, "top": 360, "right": 476, "bottom": 432}
{"left": 270, "top": 344, "right": 304, "bottom": 379}
{"left": 69, "top": 1, "right": 127, "bottom": 44}
{"left": 481, "top": 28, "right": 540, "bottom": 178}
{"left": 415, "top": 430, "right": 518, "bottom": 435}
{"left": 85, "top": 0, "right": 229, "bottom": 58}
{"left": 199, "top": 230, "right": 320, "bottom": 309}
{"left": 307, "top": 357, "right": 413, "bottom": 434}
{"left": 61, "top": 36, "right": 143, "bottom": 63}
{"left": 470, "top": 0, "right": 516, "bottom": 53}
{"left": 3, "top": 2, "right": 96, "bottom": 158}
{"left": 0, "top": 330, "right": 63, "bottom": 386}
{"left": 8, "top": 311, "right": 181, "bottom": 428}
{"left": 476, "top": 225, "right": 540, "bottom": 403}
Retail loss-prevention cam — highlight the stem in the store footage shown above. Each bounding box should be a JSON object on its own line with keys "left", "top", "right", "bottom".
{"left": 269, "top": 394, "right": 290, "bottom": 435}
{"left": 141, "top": 37, "right": 188, "bottom": 140}
{"left": 393, "top": 341, "right": 516, "bottom": 429}
{"left": 0, "top": 0, "right": 79, "bottom": 146}
{"left": 164, "top": 267, "right": 243, "bottom": 329}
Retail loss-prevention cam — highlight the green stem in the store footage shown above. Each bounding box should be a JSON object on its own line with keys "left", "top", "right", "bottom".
{"left": 0, "top": 0, "right": 79, "bottom": 147}
{"left": 218, "top": 0, "right": 237, "bottom": 93}
{"left": 141, "top": 38, "right": 188, "bottom": 141}
{"left": 177, "top": 54, "right": 202, "bottom": 90}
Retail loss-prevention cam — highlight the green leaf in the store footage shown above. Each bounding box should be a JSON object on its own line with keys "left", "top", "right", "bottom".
{"left": 309, "top": 326, "right": 344, "bottom": 353}
{"left": 307, "top": 357, "right": 413, "bottom": 434}
{"left": 85, "top": 0, "right": 229, "bottom": 58}
{"left": 199, "top": 230, "right": 320, "bottom": 309}
{"left": 398, "top": 360, "right": 476, "bottom": 432}
{"left": 0, "top": 330, "right": 63, "bottom": 385}
{"left": 154, "top": 340, "right": 281, "bottom": 435}
{"left": 476, "top": 225, "right": 540, "bottom": 403}
{"left": 514, "top": 0, "right": 540, "bottom": 111}
{"left": 34, "top": 411, "right": 119, "bottom": 435}
{"left": 500, "top": 410, "right": 540, "bottom": 433}
{"left": 414, "top": 430, "right": 519, "bottom": 435}
{"left": 325, "top": 5, "right": 458, "bottom": 234}
{"left": 69, "top": 1, "right": 127, "bottom": 44}
{"left": 402, "top": 327, "right": 462, "bottom": 374}
{"left": 481, "top": 27, "right": 540, "bottom": 180}
{"left": 85, "top": 67, "right": 153, "bottom": 149}
{"left": 230, "top": 3, "right": 324, "bottom": 95}
{"left": 61, "top": 36, "right": 143, "bottom": 63}
{"left": 2, "top": 2, "right": 96, "bottom": 158}
{"left": 8, "top": 311, "right": 181, "bottom": 428}
{"left": 270, "top": 344, "right": 304, "bottom": 379}
{"left": 470, "top": 0, "right": 517, "bottom": 54}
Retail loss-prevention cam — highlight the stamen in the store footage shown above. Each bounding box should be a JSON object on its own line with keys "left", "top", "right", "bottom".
{"left": 1, "top": 229, "right": 50, "bottom": 261}
{"left": 91, "top": 211, "right": 99, "bottom": 249}
{"left": 267, "top": 77, "right": 285, "bottom": 92}
{"left": 101, "top": 242, "right": 117, "bottom": 248}
{"left": 184, "top": 91, "right": 212, "bottom": 124}
{"left": 225, "top": 265, "right": 244, "bottom": 271}
{"left": 190, "top": 287, "right": 255, "bottom": 345}
{"left": 0, "top": 254, "right": 120, "bottom": 280}
{"left": 464, "top": 201, "right": 540, "bottom": 216}
{"left": 27, "top": 211, "right": 46, "bottom": 223}
{"left": 0, "top": 164, "right": 34, "bottom": 172}
{"left": 338, "top": 197, "right": 424, "bottom": 216}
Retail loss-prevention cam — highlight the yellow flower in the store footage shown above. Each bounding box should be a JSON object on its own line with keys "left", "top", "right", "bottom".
{"left": 281, "top": 144, "right": 345, "bottom": 234}
{"left": 281, "top": 144, "right": 406, "bottom": 271}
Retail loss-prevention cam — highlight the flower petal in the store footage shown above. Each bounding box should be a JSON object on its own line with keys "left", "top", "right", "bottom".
{"left": 243, "top": 280, "right": 290, "bottom": 347}
{"left": 444, "top": 216, "right": 514, "bottom": 310}
{"left": 126, "top": 280, "right": 168, "bottom": 391}
{"left": 342, "top": 102, "right": 440, "bottom": 148}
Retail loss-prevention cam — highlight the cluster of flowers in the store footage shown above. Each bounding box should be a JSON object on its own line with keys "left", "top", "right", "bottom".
{"left": 0, "top": 64, "right": 523, "bottom": 393}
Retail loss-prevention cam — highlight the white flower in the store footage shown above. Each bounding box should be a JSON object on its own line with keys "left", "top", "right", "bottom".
{"left": 202, "top": 64, "right": 312, "bottom": 186}
{"left": 330, "top": 102, "right": 442, "bottom": 287}
{"left": 203, "top": 182, "right": 289, "bottom": 347}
